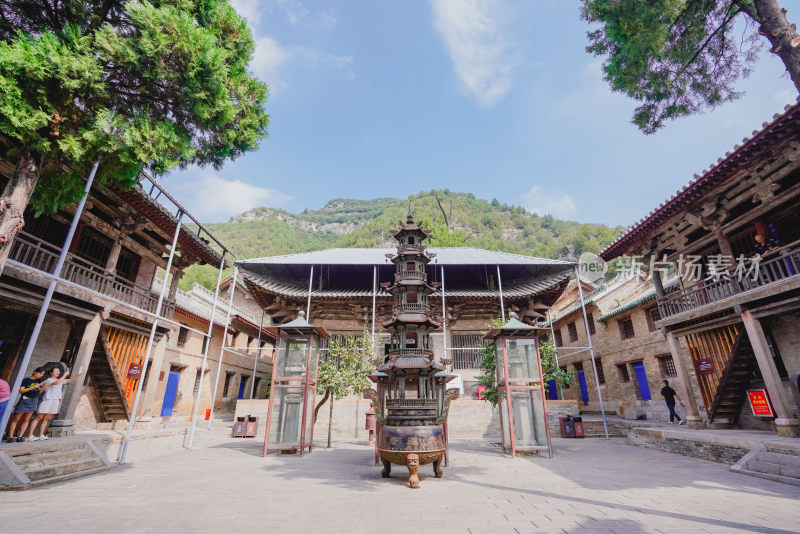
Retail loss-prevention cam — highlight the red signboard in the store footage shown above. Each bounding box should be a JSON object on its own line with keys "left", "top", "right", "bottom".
{"left": 127, "top": 363, "right": 143, "bottom": 380}
{"left": 747, "top": 389, "right": 775, "bottom": 417}
{"left": 696, "top": 358, "right": 714, "bottom": 375}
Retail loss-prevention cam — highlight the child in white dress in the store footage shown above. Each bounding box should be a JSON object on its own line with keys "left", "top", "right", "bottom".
{"left": 27, "top": 367, "right": 82, "bottom": 441}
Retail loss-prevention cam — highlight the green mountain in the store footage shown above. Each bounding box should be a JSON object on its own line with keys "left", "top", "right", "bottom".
{"left": 180, "top": 190, "right": 623, "bottom": 290}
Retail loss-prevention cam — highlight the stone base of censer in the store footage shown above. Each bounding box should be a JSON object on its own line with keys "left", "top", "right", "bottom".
{"left": 377, "top": 424, "right": 445, "bottom": 488}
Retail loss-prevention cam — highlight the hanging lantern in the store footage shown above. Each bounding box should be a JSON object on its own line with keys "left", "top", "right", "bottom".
{"left": 484, "top": 312, "right": 552, "bottom": 458}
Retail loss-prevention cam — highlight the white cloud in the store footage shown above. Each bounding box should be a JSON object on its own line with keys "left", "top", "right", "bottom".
{"left": 523, "top": 186, "right": 576, "bottom": 219}
{"left": 230, "top": 0, "right": 262, "bottom": 29}
{"left": 171, "top": 173, "right": 291, "bottom": 223}
{"left": 251, "top": 36, "right": 291, "bottom": 86}
{"left": 431, "top": 0, "right": 515, "bottom": 106}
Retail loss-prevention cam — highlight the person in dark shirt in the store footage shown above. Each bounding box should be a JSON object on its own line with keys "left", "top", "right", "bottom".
{"left": 4, "top": 367, "right": 46, "bottom": 443}
{"left": 753, "top": 233, "right": 780, "bottom": 257}
{"left": 660, "top": 379, "right": 685, "bottom": 425}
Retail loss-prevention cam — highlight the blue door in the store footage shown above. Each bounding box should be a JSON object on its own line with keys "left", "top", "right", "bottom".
{"left": 237, "top": 377, "right": 247, "bottom": 400}
{"left": 548, "top": 379, "right": 558, "bottom": 400}
{"left": 633, "top": 362, "right": 651, "bottom": 400}
{"left": 577, "top": 370, "right": 589, "bottom": 403}
{"left": 160, "top": 372, "right": 180, "bottom": 417}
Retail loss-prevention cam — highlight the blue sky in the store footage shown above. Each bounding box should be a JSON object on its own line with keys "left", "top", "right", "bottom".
{"left": 167, "top": 0, "right": 799, "bottom": 227}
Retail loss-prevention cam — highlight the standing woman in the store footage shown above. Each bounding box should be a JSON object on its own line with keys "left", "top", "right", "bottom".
{"left": 27, "top": 367, "right": 82, "bottom": 441}
{"left": 4, "top": 367, "right": 46, "bottom": 442}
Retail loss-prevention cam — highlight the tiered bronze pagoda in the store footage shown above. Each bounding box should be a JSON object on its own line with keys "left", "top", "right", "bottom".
{"left": 363, "top": 212, "right": 458, "bottom": 488}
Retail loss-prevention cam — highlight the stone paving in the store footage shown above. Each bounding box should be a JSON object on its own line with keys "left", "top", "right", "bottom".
{"left": 1, "top": 436, "right": 799, "bottom": 533}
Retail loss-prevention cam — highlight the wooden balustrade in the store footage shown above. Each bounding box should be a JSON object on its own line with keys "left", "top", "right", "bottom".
{"left": 657, "top": 245, "right": 800, "bottom": 319}
{"left": 9, "top": 231, "right": 174, "bottom": 319}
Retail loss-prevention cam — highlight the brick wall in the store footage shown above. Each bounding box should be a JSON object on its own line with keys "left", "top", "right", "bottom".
{"left": 551, "top": 303, "right": 688, "bottom": 422}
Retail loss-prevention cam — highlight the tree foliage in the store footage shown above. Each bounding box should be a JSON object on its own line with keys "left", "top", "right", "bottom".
{"left": 582, "top": 0, "right": 800, "bottom": 133}
{"left": 315, "top": 328, "right": 376, "bottom": 413}
{"left": 476, "top": 319, "right": 574, "bottom": 408}
{"left": 0, "top": 0, "right": 269, "bottom": 213}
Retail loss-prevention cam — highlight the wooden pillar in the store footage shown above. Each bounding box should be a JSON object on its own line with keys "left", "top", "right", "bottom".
{"left": 740, "top": 309, "right": 800, "bottom": 437}
{"left": 50, "top": 312, "right": 104, "bottom": 436}
{"left": 714, "top": 225, "right": 735, "bottom": 259}
{"left": 105, "top": 236, "right": 123, "bottom": 274}
{"left": 168, "top": 270, "right": 183, "bottom": 301}
{"left": 666, "top": 331, "right": 704, "bottom": 428}
{"left": 652, "top": 271, "right": 666, "bottom": 299}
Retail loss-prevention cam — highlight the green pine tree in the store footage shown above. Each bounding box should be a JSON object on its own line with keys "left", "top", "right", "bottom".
{"left": 0, "top": 1, "right": 269, "bottom": 274}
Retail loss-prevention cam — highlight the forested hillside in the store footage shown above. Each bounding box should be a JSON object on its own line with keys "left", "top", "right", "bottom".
{"left": 181, "top": 190, "right": 623, "bottom": 289}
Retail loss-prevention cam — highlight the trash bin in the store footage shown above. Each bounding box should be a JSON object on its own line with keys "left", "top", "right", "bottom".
{"left": 559, "top": 416, "right": 575, "bottom": 438}
{"left": 572, "top": 416, "right": 584, "bottom": 438}
{"left": 234, "top": 415, "right": 258, "bottom": 438}
{"left": 245, "top": 416, "right": 257, "bottom": 438}
{"left": 233, "top": 416, "right": 247, "bottom": 437}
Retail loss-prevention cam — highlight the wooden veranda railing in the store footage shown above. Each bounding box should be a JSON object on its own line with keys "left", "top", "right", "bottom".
{"left": 684, "top": 323, "right": 741, "bottom": 416}
{"left": 8, "top": 231, "right": 175, "bottom": 319}
{"left": 658, "top": 244, "right": 800, "bottom": 319}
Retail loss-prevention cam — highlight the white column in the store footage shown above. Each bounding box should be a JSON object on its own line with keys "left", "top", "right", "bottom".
{"left": 119, "top": 210, "right": 185, "bottom": 464}
{"left": 208, "top": 265, "right": 239, "bottom": 426}
{"left": 306, "top": 265, "right": 314, "bottom": 320}
{"left": 575, "top": 265, "right": 608, "bottom": 439}
{"left": 440, "top": 265, "right": 447, "bottom": 366}
{"left": 496, "top": 265, "right": 505, "bottom": 322}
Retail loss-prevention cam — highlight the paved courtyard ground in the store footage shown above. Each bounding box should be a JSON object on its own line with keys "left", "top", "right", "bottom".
{"left": 1, "top": 437, "right": 798, "bottom": 533}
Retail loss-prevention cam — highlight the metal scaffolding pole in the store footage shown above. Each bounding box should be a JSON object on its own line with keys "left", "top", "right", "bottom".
{"left": 250, "top": 309, "right": 265, "bottom": 399}
{"left": 371, "top": 265, "right": 377, "bottom": 343}
{"left": 440, "top": 265, "right": 447, "bottom": 366}
{"left": 208, "top": 265, "right": 239, "bottom": 427}
{"left": 119, "top": 209, "right": 185, "bottom": 464}
{"left": 0, "top": 160, "right": 100, "bottom": 438}
{"left": 496, "top": 265, "right": 505, "bottom": 322}
{"left": 547, "top": 309, "right": 563, "bottom": 400}
{"left": 186, "top": 252, "right": 227, "bottom": 449}
{"left": 575, "top": 266, "right": 609, "bottom": 439}
{"left": 306, "top": 265, "right": 314, "bottom": 320}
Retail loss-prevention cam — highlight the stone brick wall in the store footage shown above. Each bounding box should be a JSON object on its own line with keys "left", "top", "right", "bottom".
{"left": 551, "top": 303, "right": 689, "bottom": 422}
{"left": 626, "top": 428, "right": 748, "bottom": 464}
{"left": 151, "top": 312, "right": 273, "bottom": 419}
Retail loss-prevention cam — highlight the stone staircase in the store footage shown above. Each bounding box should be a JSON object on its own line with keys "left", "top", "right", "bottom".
{"left": 582, "top": 419, "right": 627, "bottom": 438}
{"left": 0, "top": 438, "right": 114, "bottom": 490}
{"left": 731, "top": 443, "right": 800, "bottom": 487}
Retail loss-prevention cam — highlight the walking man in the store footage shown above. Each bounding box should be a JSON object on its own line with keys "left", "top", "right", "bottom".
{"left": 661, "top": 379, "right": 685, "bottom": 425}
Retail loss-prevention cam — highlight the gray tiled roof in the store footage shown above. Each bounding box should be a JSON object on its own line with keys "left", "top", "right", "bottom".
{"left": 237, "top": 247, "right": 574, "bottom": 266}
{"left": 239, "top": 267, "right": 571, "bottom": 300}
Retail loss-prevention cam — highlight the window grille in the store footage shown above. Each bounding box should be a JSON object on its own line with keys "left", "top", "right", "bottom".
{"left": 658, "top": 355, "right": 677, "bottom": 377}
{"left": 618, "top": 318, "right": 635, "bottom": 340}
{"left": 177, "top": 325, "right": 189, "bottom": 346}
{"left": 451, "top": 333, "right": 485, "bottom": 370}
{"left": 567, "top": 322, "right": 578, "bottom": 342}
{"left": 617, "top": 364, "right": 630, "bottom": 382}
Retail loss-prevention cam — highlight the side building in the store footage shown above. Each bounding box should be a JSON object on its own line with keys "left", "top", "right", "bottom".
{"left": 153, "top": 280, "right": 275, "bottom": 421}
{"left": 0, "top": 149, "right": 234, "bottom": 435}
{"left": 545, "top": 275, "right": 685, "bottom": 422}
{"left": 600, "top": 100, "right": 800, "bottom": 437}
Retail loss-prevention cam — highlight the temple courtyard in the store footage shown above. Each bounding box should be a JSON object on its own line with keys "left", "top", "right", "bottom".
{"left": 0, "top": 436, "right": 798, "bottom": 533}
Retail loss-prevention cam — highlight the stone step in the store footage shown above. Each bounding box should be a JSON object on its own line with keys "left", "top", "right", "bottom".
{"left": 755, "top": 451, "right": 800, "bottom": 468}
{"left": 746, "top": 459, "right": 800, "bottom": 479}
{"left": 14, "top": 447, "right": 95, "bottom": 469}
{"left": 1, "top": 465, "right": 115, "bottom": 491}
{"left": 5, "top": 441, "right": 92, "bottom": 458}
{"left": 23, "top": 457, "right": 105, "bottom": 482}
